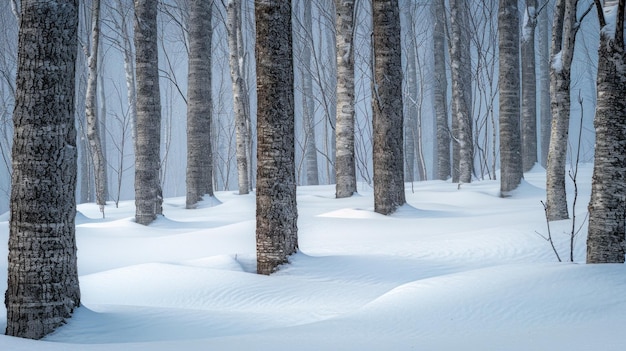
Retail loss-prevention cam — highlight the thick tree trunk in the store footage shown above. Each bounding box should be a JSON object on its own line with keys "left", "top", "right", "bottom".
{"left": 372, "top": 0, "right": 405, "bottom": 215}
{"left": 256, "top": 0, "right": 298, "bottom": 275}
{"left": 449, "top": 0, "right": 473, "bottom": 184}
{"left": 86, "top": 0, "right": 108, "bottom": 208}
{"left": 587, "top": 0, "right": 626, "bottom": 263}
{"left": 186, "top": 0, "right": 214, "bottom": 208}
{"left": 498, "top": 0, "right": 523, "bottom": 194}
{"left": 433, "top": 0, "right": 451, "bottom": 180}
{"left": 335, "top": 0, "right": 357, "bottom": 198}
{"left": 546, "top": 0, "right": 578, "bottom": 220}
{"left": 134, "top": 0, "right": 162, "bottom": 224}
{"left": 228, "top": 0, "right": 252, "bottom": 195}
{"left": 521, "top": 0, "right": 538, "bottom": 172}
{"left": 6, "top": 0, "right": 81, "bottom": 339}
{"left": 538, "top": 0, "right": 551, "bottom": 168}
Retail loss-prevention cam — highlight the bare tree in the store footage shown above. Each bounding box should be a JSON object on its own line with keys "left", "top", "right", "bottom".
{"left": 186, "top": 0, "right": 215, "bottom": 208}
{"left": 335, "top": 0, "right": 357, "bottom": 197}
{"left": 134, "top": 0, "right": 163, "bottom": 225}
{"left": 538, "top": 0, "right": 552, "bottom": 167}
{"left": 521, "top": 0, "right": 538, "bottom": 172}
{"left": 255, "top": 0, "right": 298, "bottom": 274}
{"left": 432, "top": 0, "right": 450, "bottom": 181}
{"left": 6, "top": 0, "right": 81, "bottom": 338}
{"left": 586, "top": 0, "right": 626, "bottom": 263}
{"left": 498, "top": 0, "right": 522, "bottom": 193}
{"left": 372, "top": 0, "right": 405, "bottom": 215}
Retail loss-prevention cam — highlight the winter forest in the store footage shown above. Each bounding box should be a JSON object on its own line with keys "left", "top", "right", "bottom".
{"left": 1, "top": 0, "right": 626, "bottom": 349}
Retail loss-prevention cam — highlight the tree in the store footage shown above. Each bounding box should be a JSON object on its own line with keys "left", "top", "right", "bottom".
{"left": 586, "top": 0, "right": 626, "bottom": 263}
{"left": 6, "top": 0, "right": 81, "bottom": 339}
{"left": 449, "top": 0, "right": 473, "bottom": 184}
{"left": 498, "top": 0, "right": 523, "bottom": 194}
{"left": 372, "top": 0, "right": 405, "bottom": 215}
{"left": 134, "top": 0, "right": 163, "bottom": 224}
{"left": 521, "top": 0, "right": 538, "bottom": 172}
{"left": 335, "top": 0, "right": 357, "bottom": 198}
{"left": 186, "top": 0, "right": 215, "bottom": 208}
{"left": 545, "top": 0, "right": 579, "bottom": 220}
{"left": 432, "top": 0, "right": 451, "bottom": 181}
{"left": 255, "top": 0, "right": 298, "bottom": 275}
{"left": 538, "top": 0, "right": 552, "bottom": 168}
{"left": 228, "top": 0, "right": 252, "bottom": 195}
{"left": 85, "top": 0, "right": 108, "bottom": 210}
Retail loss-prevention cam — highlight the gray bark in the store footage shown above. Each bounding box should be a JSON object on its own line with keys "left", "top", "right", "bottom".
{"left": 86, "top": 0, "right": 108, "bottom": 208}
{"left": 538, "top": 0, "right": 551, "bottom": 167}
{"left": 521, "top": 0, "right": 538, "bottom": 172}
{"left": 433, "top": 0, "right": 450, "bottom": 180}
{"left": 335, "top": 0, "right": 357, "bottom": 198}
{"left": 498, "top": 0, "right": 523, "bottom": 194}
{"left": 449, "top": 0, "right": 473, "bottom": 184}
{"left": 228, "top": 0, "right": 252, "bottom": 195}
{"left": 546, "top": 0, "right": 578, "bottom": 220}
{"left": 6, "top": 0, "right": 81, "bottom": 339}
{"left": 302, "top": 0, "right": 320, "bottom": 186}
{"left": 134, "top": 0, "right": 162, "bottom": 224}
{"left": 255, "top": 0, "right": 298, "bottom": 275}
{"left": 372, "top": 0, "right": 405, "bottom": 215}
{"left": 186, "top": 0, "right": 214, "bottom": 208}
{"left": 587, "top": 0, "right": 626, "bottom": 263}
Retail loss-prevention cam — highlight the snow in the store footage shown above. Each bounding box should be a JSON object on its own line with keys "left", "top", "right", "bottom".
{"left": 1, "top": 164, "right": 626, "bottom": 350}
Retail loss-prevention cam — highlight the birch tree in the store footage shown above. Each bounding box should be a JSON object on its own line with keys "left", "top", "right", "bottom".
{"left": 228, "top": 0, "right": 252, "bottom": 195}
{"left": 449, "top": 0, "right": 473, "bottom": 184}
{"left": 186, "top": 0, "right": 215, "bottom": 208}
{"left": 86, "top": 0, "right": 108, "bottom": 210}
{"left": 587, "top": 0, "right": 626, "bottom": 263}
{"left": 498, "top": 0, "right": 523, "bottom": 193}
{"left": 372, "top": 0, "right": 405, "bottom": 215}
{"left": 433, "top": 0, "right": 451, "bottom": 181}
{"left": 6, "top": 0, "right": 81, "bottom": 338}
{"left": 546, "top": 0, "right": 579, "bottom": 220}
{"left": 256, "top": 0, "right": 298, "bottom": 274}
{"left": 521, "top": 0, "right": 538, "bottom": 172}
{"left": 538, "top": 0, "right": 552, "bottom": 167}
{"left": 335, "top": 0, "right": 357, "bottom": 198}
{"left": 134, "top": 0, "right": 163, "bottom": 225}
{"left": 301, "top": 0, "right": 320, "bottom": 186}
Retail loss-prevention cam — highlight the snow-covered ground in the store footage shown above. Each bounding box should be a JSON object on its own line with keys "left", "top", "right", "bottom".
{"left": 1, "top": 164, "right": 625, "bottom": 350}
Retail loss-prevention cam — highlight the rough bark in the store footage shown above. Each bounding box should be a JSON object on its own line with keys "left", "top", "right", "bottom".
{"left": 335, "top": 0, "right": 357, "bottom": 198}
{"left": 433, "top": 0, "right": 450, "bottom": 180}
{"left": 134, "top": 0, "right": 162, "bottom": 224}
{"left": 521, "top": 0, "right": 538, "bottom": 172}
{"left": 587, "top": 0, "right": 626, "bottom": 263}
{"left": 6, "top": 0, "right": 81, "bottom": 339}
{"left": 302, "top": 0, "right": 320, "bottom": 186}
{"left": 498, "top": 0, "right": 523, "bottom": 194}
{"left": 372, "top": 0, "right": 405, "bottom": 215}
{"left": 255, "top": 0, "right": 298, "bottom": 275}
{"left": 538, "top": 0, "right": 551, "bottom": 168}
{"left": 86, "top": 0, "right": 108, "bottom": 208}
{"left": 186, "top": 0, "right": 214, "bottom": 208}
{"left": 546, "top": 0, "right": 578, "bottom": 220}
{"left": 228, "top": 0, "right": 252, "bottom": 195}
{"left": 449, "top": 0, "right": 473, "bottom": 184}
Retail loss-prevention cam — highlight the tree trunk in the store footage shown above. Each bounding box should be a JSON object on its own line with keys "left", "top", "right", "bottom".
{"left": 538, "top": 0, "right": 551, "bottom": 168}
{"left": 335, "top": 0, "right": 357, "bottom": 198}
{"left": 449, "top": 0, "right": 473, "bottom": 184}
{"left": 6, "top": 0, "right": 81, "bottom": 339}
{"left": 228, "top": 0, "right": 252, "bottom": 195}
{"left": 86, "top": 0, "right": 108, "bottom": 208}
{"left": 546, "top": 0, "right": 578, "bottom": 220}
{"left": 521, "top": 0, "right": 537, "bottom": 172}
{"left": 587, "top": 0, "right": 626, "bottom": 263}
{"left": 186, "top": 0, "right": 214, "bottom": 208}
{"left": 498, "top": 0, "right": 523, "bottom": 194}
{"left": 256, "top": 0, "right": 298, "bottom": 275}
{"left": 433, "top": 0, "right": 450, "bottom": 180}
{"left": 134, "top": 0, "right": 162, "bottom": 224}
{"left": 302, "top": 0, "right": 320, "bottom": 186}
{"left": 372, "top": 0, "right": 405, "bottom": 215}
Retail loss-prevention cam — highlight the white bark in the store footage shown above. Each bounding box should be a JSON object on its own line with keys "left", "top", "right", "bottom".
{"left": 433, "top": 0, "right": 450, "bottom": 180}
{"left": 521, "top": 0, "right": 538, "bottom": 172}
